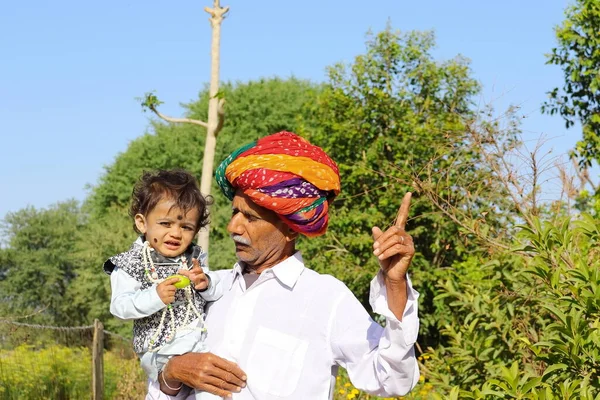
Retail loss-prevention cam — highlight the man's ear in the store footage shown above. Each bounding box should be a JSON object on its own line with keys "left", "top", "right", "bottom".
{"left": 134, "top": 214, "right": 148, "bottom": 234}
{"left": 285, "top": 226, "right": 299, "bottom": 242}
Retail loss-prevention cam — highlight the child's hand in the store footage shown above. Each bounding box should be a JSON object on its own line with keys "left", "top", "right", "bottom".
{"left": 157, "top": 277, "right": 180, "bottom": 305}
{"left": 178, "top": 259, "right": 210, "bottom": 291}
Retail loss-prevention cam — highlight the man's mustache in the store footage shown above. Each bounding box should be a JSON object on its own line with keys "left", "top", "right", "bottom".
{"left": 231, "top": 235, "right": 251, "bottom": 246}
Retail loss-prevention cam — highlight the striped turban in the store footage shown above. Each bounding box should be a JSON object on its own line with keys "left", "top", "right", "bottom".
{"left": 215, "top": 131, "right": 341, "bottom": 237}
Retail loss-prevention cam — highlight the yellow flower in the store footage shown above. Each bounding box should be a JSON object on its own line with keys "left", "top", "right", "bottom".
{"left": 347, "top": 394, "right": 356, "bottom": 400}
{"left": 422, "top": 354, "right": 430, "bottom": 360}
{"left": 339, "top": 389, "right": 346, "bottom": 394}
{"left": 344, "top": 382, "right": 352, "bottom": 387}
{"left": 351, "top": 389, "right": 360, "bottom": 395}
{"left": 419, "top": 375, "right": 425, "bottom": 382}
{"left": 337, "top": 376, "right": 340, "bottom": 380}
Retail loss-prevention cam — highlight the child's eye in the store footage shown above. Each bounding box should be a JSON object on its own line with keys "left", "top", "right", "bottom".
{"left": 159, "top": 222, "right": 171, "bottom": 227}
{"left": 183, "top": 226, "right": 194, "bottom": 231}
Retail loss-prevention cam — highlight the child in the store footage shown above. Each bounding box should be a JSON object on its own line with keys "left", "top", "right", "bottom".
{"left": 104, "top": 169, "right": 222, "bottom": 399}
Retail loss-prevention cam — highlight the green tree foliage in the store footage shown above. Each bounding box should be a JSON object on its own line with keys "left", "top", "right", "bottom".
{"left": 66, "top": 207, "right": 134, "bottom": 334}
{"left": 543, "top": 0, "right": 600, "bottom": 169}
{"left": 0, "top": 201, "right": 84, "bottom": 324}
{"left": 299, "top": 27, "right": 495, "bottom": 346}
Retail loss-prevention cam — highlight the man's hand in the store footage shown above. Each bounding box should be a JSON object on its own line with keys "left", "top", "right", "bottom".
{"left": 371, "top": 193, "right": 415, "bottom": 320}
{"left": 178, "top": 259, "right": 210, "bottom": 291}
{"left": 161, "top": 352, "right": 247, "bottom": 397}
{"left": 372, "top": 192, "right": 415, "bottom": 281}
{"left": 156, "top": 277, "right": 180, "bottom": 305}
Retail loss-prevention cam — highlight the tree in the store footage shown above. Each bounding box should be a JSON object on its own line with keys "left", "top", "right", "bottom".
{"left": 299, "top": 27, "right": 488, "bottom": 347}
{"left": 140, "top": 0, "right": 229, "bottom": 251}
{"left": 0, "top": 201, "right": 84, "bottom": 325}
{"left": 543, "top": 0, "right": 600, "bottom": 170}
{"left": 66, "top": 206, "right": 134, "bottom": 335}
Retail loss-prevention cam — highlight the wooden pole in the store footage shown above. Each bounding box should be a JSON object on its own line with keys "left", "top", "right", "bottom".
{"left": 92, "top": 319, "right": 104, "bottom": 400}
{"left": 198, "top": 0, "right": 229, "bottom": 252}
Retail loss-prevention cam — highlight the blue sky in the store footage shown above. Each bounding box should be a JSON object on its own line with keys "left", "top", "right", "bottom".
{"left": 0, "top": 0, "right": 580, "bottom": 220}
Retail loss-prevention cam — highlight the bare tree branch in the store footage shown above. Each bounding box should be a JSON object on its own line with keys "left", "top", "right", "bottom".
{"left": 148, "top": 105, "right": 208, "bottom": 129}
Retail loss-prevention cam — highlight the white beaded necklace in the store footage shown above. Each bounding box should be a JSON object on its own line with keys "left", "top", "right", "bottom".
{"left": 141, "top": 241, "right": 207, "bottom": 352}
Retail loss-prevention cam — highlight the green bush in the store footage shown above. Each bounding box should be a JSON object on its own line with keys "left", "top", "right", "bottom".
{"left": 421, "top": 213, "right": 600, "bottom": 399}
{"left": 0, "top": 344, "right": 144, "bottom": 400}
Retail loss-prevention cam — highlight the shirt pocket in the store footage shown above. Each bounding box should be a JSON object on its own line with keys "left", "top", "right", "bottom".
{"left": 245, "top": 326, "right": 309, "bottom": 397}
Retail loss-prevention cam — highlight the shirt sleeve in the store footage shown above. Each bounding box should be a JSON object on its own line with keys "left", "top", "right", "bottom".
{"left": 330, "top": 272, "right": 420, "bottom": 396}
{"left": 110, "top": 267, "right": 166, "bottom": 320}
{"left": 145, "top": 379, "right": 193, "bottom": 400}
{"left": 196, "top": 271, "right": 223, "bottom": 302}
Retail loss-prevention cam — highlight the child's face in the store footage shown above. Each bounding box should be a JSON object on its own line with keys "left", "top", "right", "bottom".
{"left": 134, "top": 197, "right": 200, "bottom": 257}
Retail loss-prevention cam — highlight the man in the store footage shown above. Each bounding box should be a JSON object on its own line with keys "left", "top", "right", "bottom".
{"left": 148, "top": 131, "right": 420, "bottom": 399}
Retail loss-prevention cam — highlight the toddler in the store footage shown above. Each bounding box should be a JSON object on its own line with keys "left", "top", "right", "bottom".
{"left": 104, "top": 169, "right": 222, "bottom": 399}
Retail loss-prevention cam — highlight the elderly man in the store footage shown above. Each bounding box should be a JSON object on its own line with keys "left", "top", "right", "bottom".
{"left": 149, "top": 131, "right": 420, "bottom": 399}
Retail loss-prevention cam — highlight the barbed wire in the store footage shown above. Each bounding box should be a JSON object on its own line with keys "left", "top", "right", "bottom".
{"left": 0, "top": 319, "right": 94, "bottom": 331}
{"left": 0, "top": 319, "right": 130, "bottom": 342}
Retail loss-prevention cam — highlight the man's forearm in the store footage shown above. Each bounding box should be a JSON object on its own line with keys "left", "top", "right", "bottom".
{"left": 384, "top": 275, "right": 408, "bottom": 321}
{"left": 161, "top": 355, "right": 188, "bottom": 391}
{"left": 158, "top": 352, "right": 247, "bottom": 398}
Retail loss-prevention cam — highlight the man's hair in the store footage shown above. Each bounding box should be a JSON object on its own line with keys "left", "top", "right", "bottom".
{"left": 129, "top": 169, "right": 212, "bottom": 234}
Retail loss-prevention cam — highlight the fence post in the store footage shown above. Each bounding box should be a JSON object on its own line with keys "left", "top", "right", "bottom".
{"left": 92, "top": 319, "right": 104, "bottom": 400}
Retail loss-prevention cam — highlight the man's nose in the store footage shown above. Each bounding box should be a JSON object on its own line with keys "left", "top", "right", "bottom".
{"left": 227, "top": 214, "right": 243, "bottom": 235}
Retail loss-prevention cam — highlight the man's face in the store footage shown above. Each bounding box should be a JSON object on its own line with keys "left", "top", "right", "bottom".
{"left": 135, "top": 197, "right": 199, "bottom": 258}
{"left": 227, "top": 190, "right": 295, "bottom": 271}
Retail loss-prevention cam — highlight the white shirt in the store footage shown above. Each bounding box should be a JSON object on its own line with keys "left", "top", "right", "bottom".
{"left": 147, "top": 251, "right": 420, "bottom": 399}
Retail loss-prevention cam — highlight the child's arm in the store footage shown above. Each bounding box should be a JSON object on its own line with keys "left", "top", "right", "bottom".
{"left": 198, "top": 270, "right": 223, "bottom": 301}
{"left": 110, "top": 267, "right": 168, "bottom": 320}
{"left": 177, "top": 259, "right": 223, "bottom": 302}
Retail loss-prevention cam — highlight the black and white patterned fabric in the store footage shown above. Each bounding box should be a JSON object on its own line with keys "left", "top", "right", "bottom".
{"left": 104, "top": 240, "right": 208, "bottom": 353}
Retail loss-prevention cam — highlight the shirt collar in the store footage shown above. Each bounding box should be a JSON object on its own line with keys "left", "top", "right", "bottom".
{"left": 271, "top": 251, "right": 305, "bottom": 289}
{"left": 230, "top": 251, "right": 305, "bottom": 290}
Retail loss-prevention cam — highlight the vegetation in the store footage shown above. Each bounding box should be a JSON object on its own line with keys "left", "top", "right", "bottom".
{"left": 0, "top": 345, "right": 145, "bottom": 400}
{"left": 543, "top": 0, "right": 600, "bottom": 171}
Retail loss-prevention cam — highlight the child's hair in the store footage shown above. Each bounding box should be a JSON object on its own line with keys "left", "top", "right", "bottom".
{"left": 129, "top": 169, "right": 212, "bottom": 234}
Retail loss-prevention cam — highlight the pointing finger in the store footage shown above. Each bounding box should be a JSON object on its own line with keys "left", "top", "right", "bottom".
{"left": 372, "top": 227, "right": 383, "bottom": 247}
{"left": 395, "top": 192, "right": 412, "bottom": 230}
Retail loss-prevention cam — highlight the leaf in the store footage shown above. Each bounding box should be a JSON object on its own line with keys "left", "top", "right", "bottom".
{"left": 543, "top": 363, "right": 568, "bottom": 378}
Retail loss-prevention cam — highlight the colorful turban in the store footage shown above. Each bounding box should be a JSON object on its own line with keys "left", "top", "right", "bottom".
{"left": 216, "top": 131, "right": 341, "bottom": 237}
